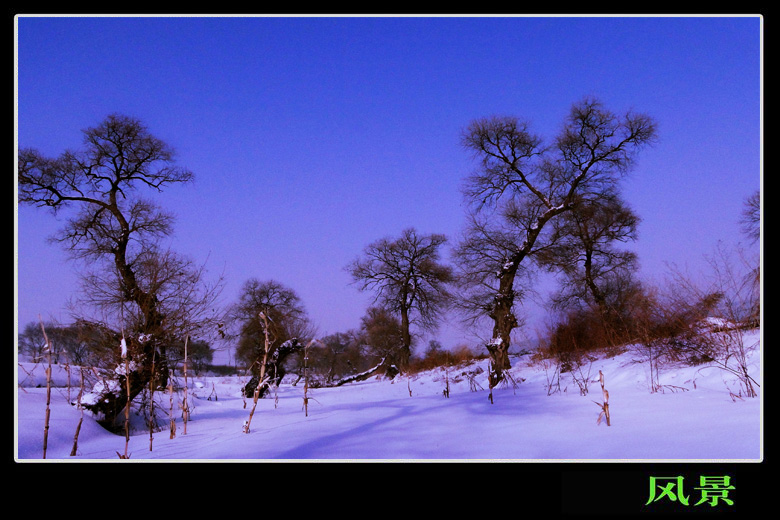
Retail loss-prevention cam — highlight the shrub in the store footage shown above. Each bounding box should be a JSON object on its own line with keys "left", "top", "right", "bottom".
{"left": 407, "top": 343, "right": 483, "bottom": 373}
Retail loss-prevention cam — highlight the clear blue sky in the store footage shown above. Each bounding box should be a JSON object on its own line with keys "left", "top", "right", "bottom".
{"left": 15, "top": 15, "right": 762, "bottom": 360}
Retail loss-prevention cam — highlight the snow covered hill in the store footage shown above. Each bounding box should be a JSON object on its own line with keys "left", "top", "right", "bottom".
{"left": 15, "top": 328, "right": 761, "bottom": 461}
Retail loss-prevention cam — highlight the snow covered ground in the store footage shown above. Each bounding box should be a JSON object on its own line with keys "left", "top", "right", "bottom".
{"left": 15, "top": 329, "right": 761, "bottom": 462}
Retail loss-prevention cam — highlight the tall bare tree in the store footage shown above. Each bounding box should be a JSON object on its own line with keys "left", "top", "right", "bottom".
{"left": 17, "top": 114, "right": 221, "bottom": 426}
{"left": 348, "top": 228, "right": 453, "bottom": 370}
{"left": 456, "top": 97, "right": 656, "bottom": 391}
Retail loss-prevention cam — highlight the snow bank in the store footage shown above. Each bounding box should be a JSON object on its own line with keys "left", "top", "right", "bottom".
{"left": 15, "top": 329, "right": 761, "bottom": 461}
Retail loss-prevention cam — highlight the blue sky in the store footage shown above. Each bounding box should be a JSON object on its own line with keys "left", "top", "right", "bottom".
{"left": 15, "top": 15, "right": 762, "bottom": 359}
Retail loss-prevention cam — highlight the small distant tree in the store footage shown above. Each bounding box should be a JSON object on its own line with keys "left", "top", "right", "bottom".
{"left": 229, "top": 279, "right": 313, "bottom": 398}
{"left": 409, "top": 339, "right": 452, "bottom": 372}
{"left": 167, "top": 337, "right": 213, "bottom": 375}
{"left": 307, "top": 331, "right": 369, "bottom": 385}
{"left": 69, "top": 319, "right": 125, "bottom": 369}
{"left": 359, "top": 306, "right": 406, "bottom": 375}
{"left": 739, "top": 189, "right": 760, "bottom": 325}
{"left": 18, "top": 320, "right": 114, "bottom": 367}
{"left": 52, "top": 323, "right": 92, "bottom": 366}
{"left": 348, "top": 227, "right": 454, "bottom": 371}
{"left": 18, "top": 321, "right": 52, "bottom": 362}
{"left": 740, "top": 189, "right": 760, "bottom": 245}
{"left": 425, "top": 339, "right": 444, "bottom": 357}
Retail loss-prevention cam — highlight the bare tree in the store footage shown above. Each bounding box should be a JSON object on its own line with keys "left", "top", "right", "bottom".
{"left": 539, "top": 192, "right": 644, "bottom": 350}
{"left": 18, "top": 321, "right": 54, "bottom": 362}
{"left": 740, "top": 189, "right": 760, "bottom": 245}
{"left": 453, "top": 210, "right": 534, "bottom": 335}
{"left": 348, "top": 227, "right": 453, "bottom": 371}
{"left": 17, "top": 113, "right": 221, "bottom": 427}
{"left": 359, "top": 306, "right": 405, "bottom": 375}
{"left": 309, "top": 331, "right": 369, "bottom": 385}
{"left": 739, "top": 189, "right": 760, "bottom": 324}
{"left": 77, "top": 245, "right": 223, "bottom": 376}
{"left": 229, "top": 279, "right": 313, "bottom": 399}
{"left": 541, "top": 193, "right": 639, "bottom": 315}
{"left": 456, "top": 97, "right": 656, "bottom": 393}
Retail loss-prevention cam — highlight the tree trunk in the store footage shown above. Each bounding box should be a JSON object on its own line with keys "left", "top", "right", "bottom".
{"left": 486, "top": 266, "right": 519, "bottom": 394}
{"left": 483, "top": 212, "right": 561, "bottom": 396}
{"left": 80, "top": 335, "right": 165, "bottom": 430}
{"left": 79, "top": 230, "right": 173, "bottom": 428}
{"left": 78, "top": 279, "right": 171, "bottom": 428}
{"left": 334, "top": 358, "right": 394, "bottom": 386}
{"left": 399, "top": 307, "right": 412, "bottom": 370}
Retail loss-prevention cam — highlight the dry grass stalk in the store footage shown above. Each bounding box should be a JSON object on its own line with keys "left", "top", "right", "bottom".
{"left": 38, "top": 318, "right": 53, "bottom": 459}
{"left": 544, "top": 358, "right": 562, "bottom": 396}
{"left": 64, "top": 360, "right": 71, "bottom": 403}
{"left": 182, "top": 335, "right": 190, "bottom": 435}
{"left": 571, "top": 359, "right": 593, "bottom": 396}
{"left": 303, "top": 341, "right": 310, "bottom": 417}
{"left": 467, "top": 371, "right": 483, "bottom": 392}
{"left": 302, "top": 339, "right": 323, "bottom": 417}
{"left": 243, "top": 312, "right": 272, "bottom": 433}
{"left": 70, "top": 367, "right": 86, "bottom": 456}
{"left": 487, "top": 361, "right": 495, "bottom": 404}
{"left": 594, "top": 370, "right": 611, "bottom": 426}
{"left": 709, "top": 324, "right": 759, "bottom": 398}
{"left": 168, "top": 381, "right": 177, "bottom": 439}
{"left": 119, "top": 335, "right": 131, "bottom": 458}
{"left": 244, "top": 373, "right": 266, "bottom": 433}
{"left": 242, "top": 379, "right": 247, "bottom": 409}
{"left": 149, "top": 351, "right": 156, "bottom": 451}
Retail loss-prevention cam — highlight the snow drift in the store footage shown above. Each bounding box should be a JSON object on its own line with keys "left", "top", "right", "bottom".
{"left": 15, "top": 328, "right": 761, "bottom": 461}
